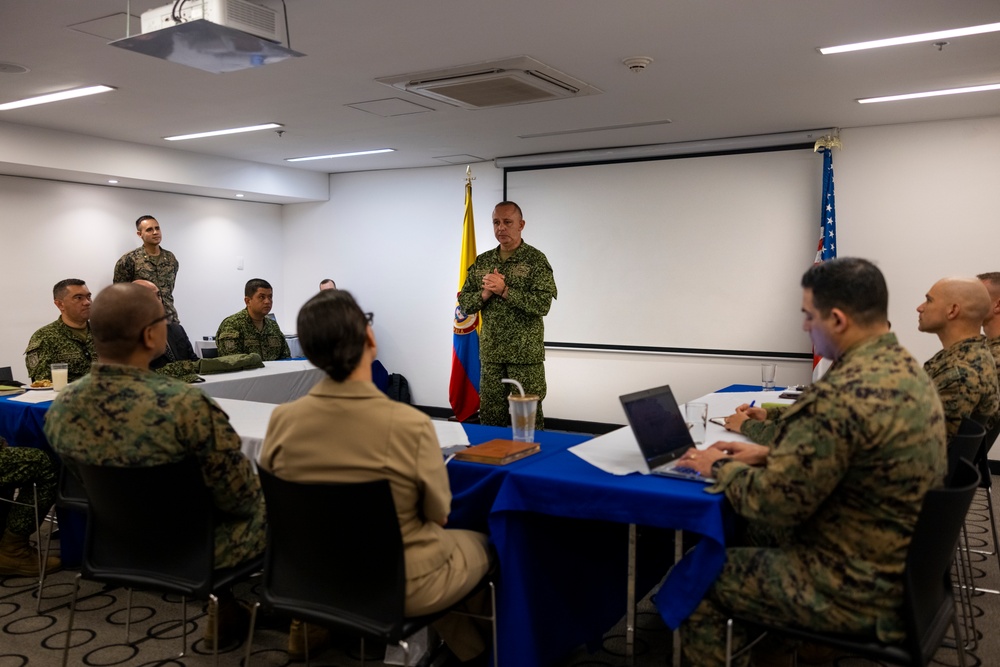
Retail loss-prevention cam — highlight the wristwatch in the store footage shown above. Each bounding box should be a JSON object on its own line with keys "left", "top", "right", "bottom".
{"left": 711, "top": 457, "right": 734, "bottom": 477}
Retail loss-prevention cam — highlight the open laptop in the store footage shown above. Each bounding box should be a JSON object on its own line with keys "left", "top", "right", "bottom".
{"left": 619, "top": 384, "right": 714, "bottom": 483}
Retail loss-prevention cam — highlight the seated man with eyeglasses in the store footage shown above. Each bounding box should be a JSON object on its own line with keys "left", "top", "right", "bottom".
{"left": 45, "top": 283, "right": 265, "bottom": 650}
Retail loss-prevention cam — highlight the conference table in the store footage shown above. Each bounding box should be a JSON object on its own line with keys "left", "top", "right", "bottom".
{"left": 0, "top": 385, "right": 746, "bottom": 667}
{"left": 198, "top": 359, "right": 323, "bottom": 403}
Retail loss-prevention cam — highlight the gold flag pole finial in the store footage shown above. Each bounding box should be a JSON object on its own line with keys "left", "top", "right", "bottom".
{"left": 465, "top": 165, "right": 475, "bottom": 184}
{"left": 814, "top": 133, "right": 843, "bottom": 152}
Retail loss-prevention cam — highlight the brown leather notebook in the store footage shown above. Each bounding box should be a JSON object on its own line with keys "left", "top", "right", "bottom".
{"left": 453, "top": 439, "right": 541, "bottom": 465}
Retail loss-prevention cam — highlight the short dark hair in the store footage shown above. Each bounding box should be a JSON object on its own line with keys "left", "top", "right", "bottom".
{"left": 319, "top": 278, "right": 336, "bottom": 288}
{"left": 977, "top": 272, "right": 1000, "bottom": 290}
{"left": 245, "top": 278, "right": 273, "bottom": 298}
{"left": 494, "top": 200, "right": 523, "bottom": 218}
{"left": 801, "top": 257, "right": 888, "bottom": 326}
{"left": 297, "top": 290, "right": 367, "bottom": 382}
{"left": 135, "top": 215, "right": 156, "bottom": 230}
{"left": 53, "top": 278, "right": 86, "bottom": 301}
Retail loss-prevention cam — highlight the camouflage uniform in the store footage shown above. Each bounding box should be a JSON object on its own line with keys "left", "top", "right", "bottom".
{"left": 923, "top": 335, "right": 1000, "bottom": 437}
{"left": 986, "top": 335, "right": 1000, "bottom": 377}
{"left": 215, "top": 310, "right": 291, "bottom": 361}
{"left": 457, "top": 241, "right": 556, "bottom": 427}
{"left": 0, "top": 439, "right": 58, "bottom": 537}
{"left": 113, "top": 247, "right": 181, "bottom": 323}
{"left": 43, "top": 364, "right": 265, "bottom": 569}
{"left": 23, "top": 318, "right": 96, "bottom": 382}
{"left": 683, "top": 333, "right": 946, "bottom": 667}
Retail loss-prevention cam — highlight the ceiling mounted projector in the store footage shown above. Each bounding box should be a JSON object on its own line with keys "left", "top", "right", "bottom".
{"left": 110, "top": 0, "right": 304, "bottom": 74}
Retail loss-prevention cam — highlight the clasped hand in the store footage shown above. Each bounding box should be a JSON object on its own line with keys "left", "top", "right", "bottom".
{"left": 679, "top": 440, "right": 770, "bottom": 476}
{"left": 481, "top": 269, "right": 506, "bottom": 299}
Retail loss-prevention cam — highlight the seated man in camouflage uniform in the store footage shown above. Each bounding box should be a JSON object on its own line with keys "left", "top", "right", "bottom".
{"left": 44, "top": 283, "right": 266, "bottom": 649}
{"left": 0, "top": 437, "right": 61, "bottom": 576}
{"left": 678, "top": 258, "right": 946, "bottom": 667}
{"left": 917, "top": 276, "right": 1000, "bottom": 437}
{"left": 216, "top": 278, "right": 291, "bottom": 361}
{"left": 458, "top": 201, "right": 557, "bottom": 428}
{"left": 978, "top": 272, "right": 1000, "bottom": 369}
{"left": 24, "top": 279, "right": 96, "bottom": 383}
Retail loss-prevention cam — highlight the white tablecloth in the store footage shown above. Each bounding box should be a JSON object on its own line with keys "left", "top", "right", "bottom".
{"left": 198, "top": 360, "right": 324, "bottom": 404}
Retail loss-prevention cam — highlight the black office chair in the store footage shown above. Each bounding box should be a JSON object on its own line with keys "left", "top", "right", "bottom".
{"left": 970, "top": 418, "right": 1000, "bottom": 564}
{"left": 724, "top": 458, "right": 979, "bottom": 667}
{"left": 62, "top": 458, "right": 263, "bottom": 667}
{"left": 0, "top": 366, "right": 14, "bottom": 383}
{"left": 247, "top": 468, "right": 497, "bottom": 667}
{"left": 39, "top": 462, "right": 90, "bottom": 613}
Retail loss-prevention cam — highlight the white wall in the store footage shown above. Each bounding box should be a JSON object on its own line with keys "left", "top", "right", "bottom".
{"left": 1, "top": 176, "right": 284, "bottom": 382}
{"left": 3, "top": 115, "right": 999, "bottom": 427}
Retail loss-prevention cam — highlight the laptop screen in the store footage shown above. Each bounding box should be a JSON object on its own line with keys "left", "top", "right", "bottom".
{"left": 619, "top": 385, "right": 694, "bottom": 468}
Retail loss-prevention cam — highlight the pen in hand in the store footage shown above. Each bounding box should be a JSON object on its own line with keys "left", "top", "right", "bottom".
{"left": 749, "top": 400, "right": 756, "bottom": 408}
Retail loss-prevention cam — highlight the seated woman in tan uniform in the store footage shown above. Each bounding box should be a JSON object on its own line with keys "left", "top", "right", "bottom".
{"left": 259, "top": 289, "right": 492, "bottom": 663}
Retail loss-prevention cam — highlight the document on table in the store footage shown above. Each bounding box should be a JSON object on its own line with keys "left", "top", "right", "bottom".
{"left": 7, "top": 391, "right": 56, "bottom": 404}
{"left": 433, "top": 420, "right": 470, "bottom": 449}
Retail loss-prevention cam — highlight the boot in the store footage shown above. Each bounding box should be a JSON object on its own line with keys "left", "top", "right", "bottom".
{"left": 288, "top": 618, "right": 331, "bottom": 661}
{"left": 0, "top": 529, "right": 61, "bottom": 577}
{"left": 203, "top": 598, "right": 252, "bottom": 652}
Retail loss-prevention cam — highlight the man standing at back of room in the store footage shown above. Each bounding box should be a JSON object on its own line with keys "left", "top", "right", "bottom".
{"left": 216, "top": 278, "right": 291, "bottom": 361}
{"left": 458, "top": 201, "right": 556, "bottom": 427}
{"left": 979, "top": 272, "right": 1000, "bottom": 369}
{"left": 113, "top": 215, "right": 181, "bottom": 323}
{"left": 917, "top": 276, "right": 999, "bottom": 436}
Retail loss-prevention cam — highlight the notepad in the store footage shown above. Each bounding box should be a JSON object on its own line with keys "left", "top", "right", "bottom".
{"left": 453, "top": 439, "right": 540, "bottom": 465}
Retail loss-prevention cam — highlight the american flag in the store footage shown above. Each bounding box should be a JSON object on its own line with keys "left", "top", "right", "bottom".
{"left": 812, "top": 146, "right": 837, "bottom": 380}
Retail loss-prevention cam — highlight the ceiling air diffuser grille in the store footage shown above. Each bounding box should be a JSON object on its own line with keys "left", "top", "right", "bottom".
{"left": 377, "top": 56, "right": 600, "bottom": 109}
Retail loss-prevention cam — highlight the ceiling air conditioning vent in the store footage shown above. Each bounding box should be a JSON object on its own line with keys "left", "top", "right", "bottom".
{"left": 377, "top": 56, "right": 601, "bottom": 110}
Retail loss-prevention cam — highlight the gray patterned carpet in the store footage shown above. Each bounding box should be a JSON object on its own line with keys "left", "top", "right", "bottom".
{"left": 2, "top": 484, "right": 999, "bottom": 666}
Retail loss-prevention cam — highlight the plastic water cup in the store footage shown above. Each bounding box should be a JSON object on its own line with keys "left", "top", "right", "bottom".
{"left": 685, "top": 402, "right": 708, "bottom": 444}
{"left": 509, "top": 394, "right": 539, "bottom": 443}
{"left": 761, "top": 363, "right": 777, "bottom": 390}
{"left": 51, "top": 363, "right": 69, "bottom": 391}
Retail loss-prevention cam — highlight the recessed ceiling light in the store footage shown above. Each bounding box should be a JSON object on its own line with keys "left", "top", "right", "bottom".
{"left": 286, "top": 148, "right": 395, "bottom": 162}
{"left": 0, "top": 85, "right": 115, "bottom": 111}
{"left": 858, "top": 82, "right": 1000, "bottom": 104}
{"left": 235, "top": 193, "right": 245, "bottom": 198}
{"left": 820, "top": 22, "right": 1000, "bottom": 54}
{"left": 107, "top": 179, "right": 119, "bottom": 184}
{"left": 164, "top": 123, "right": 283, "bottom": 141}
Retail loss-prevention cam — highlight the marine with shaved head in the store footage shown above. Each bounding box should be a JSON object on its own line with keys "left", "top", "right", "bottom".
{"left": 44, "top": 283, "right": 265, "bottom": 650}
{"left": 978, "top": 272, "right": 1000, "bottom": 369}
{"left": 917, "top": 276, "right": 1000, "bottom": 437}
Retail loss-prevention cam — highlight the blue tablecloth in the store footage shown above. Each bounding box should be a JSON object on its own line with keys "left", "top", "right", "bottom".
{"left": 485, "top": 441, "right": 731, "bottom": 667}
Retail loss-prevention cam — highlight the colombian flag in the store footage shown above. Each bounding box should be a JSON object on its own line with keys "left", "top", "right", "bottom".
{"left": 449, "top": 179, "right": 481, "bottom": 421}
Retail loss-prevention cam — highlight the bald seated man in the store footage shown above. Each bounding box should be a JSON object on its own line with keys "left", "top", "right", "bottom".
{"left": 132, "top": 280, "right": 198, "bottom": 372}
{"left": 978, "top": 272, "right": 1000, "bottom": 369}
{"left": 917, "top": 276, "right": 1000, "bottom": 437}
{"left": 44, "top": 283, "right": 266, "bottom": 649}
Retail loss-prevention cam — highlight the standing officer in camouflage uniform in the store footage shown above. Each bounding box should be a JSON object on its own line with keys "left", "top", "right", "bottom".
{"left": 24, "top": 279, "right": 96, "bottom": 383}
{"left": 917, "top": 276, "right": 999, "bottom": 436}
{"left": 678, "top": 258, "right": 946, "bottom": 667}
{"left": 458, "top": 201, "right": 556, "bottom": 428}
{"left": 44, "top": 282, "right": 265, "bottom": 648}
{"left": 978, "top": 272, "right": 1000, "bottom": 368}
{"left": 216, "top": 278, "right": 291, "bottom": 361}
{"left": 113, "top": 215, "right": 181, "bottom": 323}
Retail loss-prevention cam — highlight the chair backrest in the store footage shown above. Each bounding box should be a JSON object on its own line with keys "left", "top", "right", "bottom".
{"left": 256, "top": 467, "right": 407, "bottom": 640}
{"left": 946, "top": 417, "right": 986, "bottom": 481}
{"left": 0, "top": 366, "right": 13, "bottom": 382}
{"left": 57, "top": 462, "right": 89, "bottom": 512}
{"left": 75, "top": 458, "right": 217, "bottom": 597}
{"left": 977, "top": 418, "right": 1000, "bottom": 490}
{"left": 902, "top": 458, "right": 979, "bottom": 665}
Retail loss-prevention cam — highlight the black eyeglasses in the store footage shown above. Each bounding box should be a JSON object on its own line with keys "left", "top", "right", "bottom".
{"left": 365, "top": 312, "right": 374, "bottom": 325}
{"left": 138, "top": 314, "right": 169, "bottom": 342}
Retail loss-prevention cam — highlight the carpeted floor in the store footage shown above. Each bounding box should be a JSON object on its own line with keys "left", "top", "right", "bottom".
{"left": 2, "top": 484, "right": 999, "bottom": 666}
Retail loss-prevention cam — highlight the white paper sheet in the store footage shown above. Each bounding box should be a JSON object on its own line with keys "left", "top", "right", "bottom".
{"left": 432, "top": 420, "right": 471, "bottom": 449}
{"left": 7, "top": 391, "right": 56, "bottom": 404}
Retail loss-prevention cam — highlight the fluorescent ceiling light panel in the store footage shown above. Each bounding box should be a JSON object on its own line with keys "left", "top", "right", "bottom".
{"left": 0, "top": 85, "right": 115, "bottom": 111}
{"left": 858, "top": 82, "right": 1000, "bottom": 104}
{"left": 820, "top": 22, "right": 1000, "bottom": 54}
{"left": 164, "top": 123, "right": 282, "bottom": 141}
{"left": 286, "top": 148, "right": 395, "bottom": 162}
